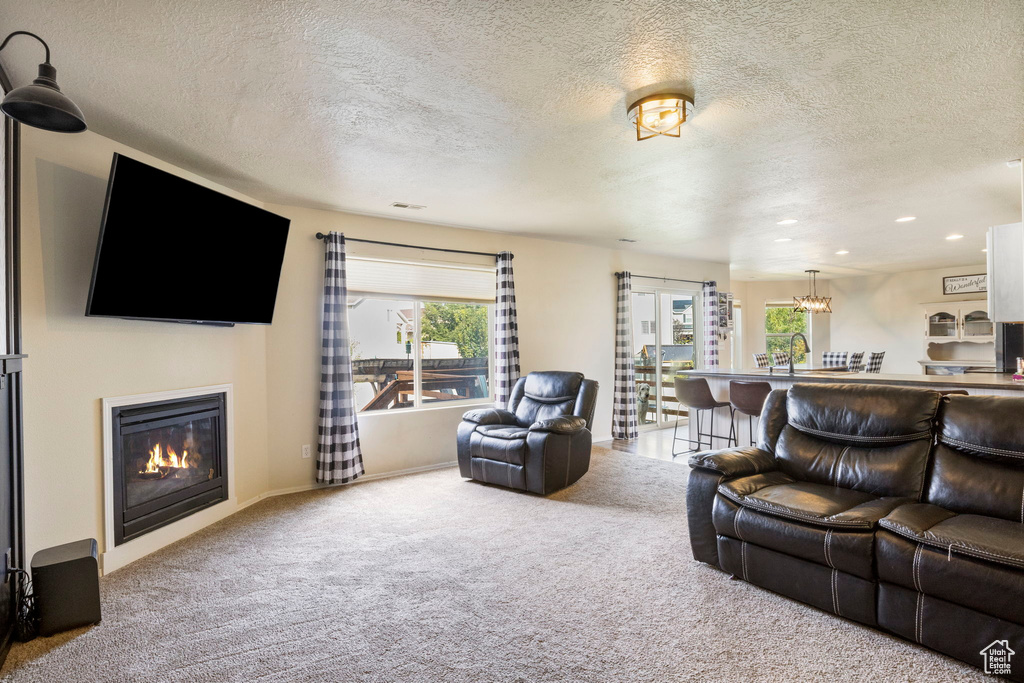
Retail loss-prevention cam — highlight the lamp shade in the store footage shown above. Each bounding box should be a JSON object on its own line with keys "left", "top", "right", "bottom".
{"left": 1, "top": 63, "right": 86, "bottom": 133}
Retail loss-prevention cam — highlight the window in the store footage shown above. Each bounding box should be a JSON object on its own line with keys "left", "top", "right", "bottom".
{"left": 418, "top": 302, "right": 490, "bottom": 406}
{"left": 346, "top": 257, "right": 495, "bottom": 412}
{"left": 765, "top": 303, "right": 810, "bottom": 364}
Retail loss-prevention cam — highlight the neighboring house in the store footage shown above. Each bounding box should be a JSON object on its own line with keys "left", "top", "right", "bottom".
{"left": 631, "top": 291, "right": 695, "bottom": 357}
{"left": 348, "top": 298, "right": 412, "bottom": 362}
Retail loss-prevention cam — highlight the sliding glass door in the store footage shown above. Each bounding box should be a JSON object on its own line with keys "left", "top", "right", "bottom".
{"left": 631, "top": 286, "right": 701, "bottom": 429}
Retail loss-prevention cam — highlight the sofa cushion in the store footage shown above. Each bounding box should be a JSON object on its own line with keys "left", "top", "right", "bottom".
{"left": 785, "top": 383, "right": 941, "bottom": 446}
{"left": 773, "top": 384, "right": 939, "bottom": 499}
{"left": 712, "top": 493, "right": 878, "bottom": 579}
{"left": 938, "top": 394, "right": 1024, "bottom": 465}
{"left": 510, "top": 372, "right": 584, "bottom": 426}
{"left": 775, "top": 425, "right": 932, "bottom": 499}
{"left": 879, "top": 503, "right": 1024, "bottom": 570}
{"left": 474, "top": 424, "right": 530, "bottom": 440}
{"left": 928, "top": 395, "right": 1024, "bottom": 522}
{"left": 877, "top": 528, "right": 1024, "bottom": 626}
{"left": 718, "top": 474, "right": 910, "bottom": 529}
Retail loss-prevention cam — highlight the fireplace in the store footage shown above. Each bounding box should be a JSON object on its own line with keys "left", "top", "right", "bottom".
{"left": 110, "top": 392, "right": 228, "bottom": 546}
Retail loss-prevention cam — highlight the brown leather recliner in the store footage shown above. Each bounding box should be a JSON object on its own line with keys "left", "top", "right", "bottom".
{"left": 457, "top": 371, "right": 598, "bottom": 494}
{"left": 687, "top": 383, "right": 1024, "bottom": 680}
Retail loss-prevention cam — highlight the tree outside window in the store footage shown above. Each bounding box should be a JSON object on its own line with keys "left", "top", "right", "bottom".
{"left": 765, "top": 304, "right": 810, "bottom": 363}
{"left": 420, "top": 302, "right": 489, "bottom": 359}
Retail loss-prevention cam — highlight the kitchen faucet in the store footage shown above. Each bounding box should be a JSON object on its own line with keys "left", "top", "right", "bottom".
{"left": 789, "top": 333, "right": 810, "bottom": 374}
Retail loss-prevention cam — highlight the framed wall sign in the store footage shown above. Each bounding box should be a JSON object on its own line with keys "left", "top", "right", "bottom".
{"left": 942, "top": 273, "right": 987, "bottom": 295}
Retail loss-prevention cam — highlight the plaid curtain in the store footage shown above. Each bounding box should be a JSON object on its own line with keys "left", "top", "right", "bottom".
{"left": 317, "top": 232, "right": 365, "bottom": 484}
{"left": 494, "top": 251, "right": 520, "bottom": 405}
{"left": 612, "top": 272, "right": 639, "bottom": 440}
{"left": 702, "top": 281, "right": 719, "bottom": 368}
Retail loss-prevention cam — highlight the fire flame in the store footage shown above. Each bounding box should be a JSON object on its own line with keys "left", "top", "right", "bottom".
{"left": 142, "top": 443, "right": 194, "bottom": 475}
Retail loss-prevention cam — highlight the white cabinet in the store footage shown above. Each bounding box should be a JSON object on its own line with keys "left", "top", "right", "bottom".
{"left": 923, "top": 302, "right": 993, "bottom": 343}
{"left": 987, "top": 222, "right": 1024, "bottom": 323}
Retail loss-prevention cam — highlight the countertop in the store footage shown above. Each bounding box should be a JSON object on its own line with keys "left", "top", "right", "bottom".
{"left": 916, "top": 359, "right": 996, "bottom": 367}
{"left": 683, "top": 367, "right": 1024, "bottom": 391}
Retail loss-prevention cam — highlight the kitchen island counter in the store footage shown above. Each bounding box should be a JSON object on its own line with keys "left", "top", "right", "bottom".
{"left": 682, "top": 368, "right": 1024, "bottom": 392}
{"left": 675, "top": 367, "right": 1022, "bottom": 453}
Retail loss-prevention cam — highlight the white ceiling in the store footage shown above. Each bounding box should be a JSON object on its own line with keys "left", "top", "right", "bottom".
{"left": 2, "top": 0, "right": 1022, "bottom": 279}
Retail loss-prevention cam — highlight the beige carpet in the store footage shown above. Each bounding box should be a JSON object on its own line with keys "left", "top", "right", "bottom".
{"left": 0, "top": 447, "right": 983, "bottom": 682}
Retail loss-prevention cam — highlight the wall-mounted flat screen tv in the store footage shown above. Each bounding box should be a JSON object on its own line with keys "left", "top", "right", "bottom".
{"left": 87, "top": 154, "right": 290, "bottom": 325}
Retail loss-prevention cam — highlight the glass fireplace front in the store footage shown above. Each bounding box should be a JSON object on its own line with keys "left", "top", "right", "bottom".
{"left": 112, "top": 393, "right": 228, "bottom": 545}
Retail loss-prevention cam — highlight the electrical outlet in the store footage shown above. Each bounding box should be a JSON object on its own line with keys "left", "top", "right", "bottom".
{"left": 301, "top": 444, "right": 311, "bottom": 459}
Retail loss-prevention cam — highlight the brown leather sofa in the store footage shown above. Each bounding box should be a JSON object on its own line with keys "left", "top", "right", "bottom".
{"left": 687, "top": 383, "right": 1024, "bottom": 679}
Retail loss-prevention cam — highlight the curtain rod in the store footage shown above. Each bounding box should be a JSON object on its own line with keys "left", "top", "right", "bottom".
{"left": 315, "top": 233, "right": 509, "bottom": 259}
{"left": 616, "top": 272, "right": 711, "bottom": 286}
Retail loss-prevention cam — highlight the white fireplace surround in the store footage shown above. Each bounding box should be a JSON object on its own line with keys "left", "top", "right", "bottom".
{"left": 102, "top": 384, "right": 236, "bottom": 574}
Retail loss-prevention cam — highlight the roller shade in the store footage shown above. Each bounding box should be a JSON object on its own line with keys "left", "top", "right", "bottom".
{"left": 346, "top": 256, "right": 496, "bottom": 303}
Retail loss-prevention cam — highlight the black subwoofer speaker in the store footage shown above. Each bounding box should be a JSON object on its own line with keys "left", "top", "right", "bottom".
{"left": 31, "top": 538, "right": 101, "bottom": 636}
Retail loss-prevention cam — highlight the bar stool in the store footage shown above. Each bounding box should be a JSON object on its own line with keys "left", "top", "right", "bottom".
{"left": 672, "top": 377, "right": 733, "bottom": 458}
{"left": 728, "top": 381, "right": 772, "bottom": 447}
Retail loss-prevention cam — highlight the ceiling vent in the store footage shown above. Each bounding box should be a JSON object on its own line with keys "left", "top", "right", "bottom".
{"left": 390, "top": 202, "right": 426, "bottom": 210}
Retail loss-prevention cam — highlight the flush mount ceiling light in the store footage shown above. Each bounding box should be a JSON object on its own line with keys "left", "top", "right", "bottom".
{"left": 946, "top": 234, "right": 964, "bottom": 240}
{"left": 777, "top": 219, "right": 798, "bottom": 225}
{"left": 626, "top": 93, "right": 693, "bottom": 141}
{"left": 895, "top": 216, "right": 917, "bottom": 223}
{"left": 835, "top": 250, "right": 850, "bottom": 255}
{"left": 794, "top": 269, "right": 832, "bottom": 314}
{"left": 0, "top": 31, "right": 86, "bottom": 133}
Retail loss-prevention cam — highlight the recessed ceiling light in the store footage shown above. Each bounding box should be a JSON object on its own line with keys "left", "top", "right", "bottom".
{"left": 390, "top": 202, "right": 425, "bottom": 210}
{"left": 895, "top": 216, "right": 917, "bottom": 223}
{"left": 774, "top": 237, "right": 792, "bottom": 242}
{"left": 835, "top": 250, "right": 849, "bottom": 255}
{"left": 618, "top": 238, "right": 638, "bottom": 243}
{"left": 946, "top": 234, "right": 964, "bottom": 240}
{"left": 776, "top": 219, "right": 798, "bottom": 225}
{"left": 982, "top": 248, "right": 988, "bottom": 253}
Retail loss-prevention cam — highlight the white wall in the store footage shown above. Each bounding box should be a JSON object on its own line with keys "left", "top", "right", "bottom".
{"left": 730, "top": 279, "right": 831, "bottom": 369}
{"left": 17, "top": 126, "right": 732, "bottom": 563}
{"left": 19, "top": 127, "right": 272, "bottom": 563}
{"left": 263, "top": 204, "right": 731, "bottom": 492}
{"left": 829, "top": 265, "right": 988, "bottom": 374}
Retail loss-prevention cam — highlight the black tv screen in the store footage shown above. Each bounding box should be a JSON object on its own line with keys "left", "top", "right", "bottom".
{"left": 87, "top": 154, "right": 290, "bottom": 325}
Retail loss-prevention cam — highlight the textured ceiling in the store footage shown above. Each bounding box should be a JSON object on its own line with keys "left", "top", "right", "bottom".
{"left": 2, "top": 0, "right": 1022, "bottom": 278}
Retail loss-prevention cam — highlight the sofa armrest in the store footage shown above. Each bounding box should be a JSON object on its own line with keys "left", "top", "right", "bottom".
{"left": 529, "top": 416, "right": 587, "bottom": 434}
{"left": 688, "top": 447, "right": 776, "bottom": 477}
{"left": 462, "top": 408, "right": 518, "bottom": 426}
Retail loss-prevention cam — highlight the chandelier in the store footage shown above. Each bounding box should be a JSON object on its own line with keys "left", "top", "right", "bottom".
{"left": 626, "top": 93, "right": 693, "bottom": 141}
{"left": 794, "top": 270, "right": 831, "bottom": 314}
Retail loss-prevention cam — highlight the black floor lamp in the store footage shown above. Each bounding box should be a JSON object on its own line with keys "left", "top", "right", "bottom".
{"left": 0, "top": 30, "right": 86, "bottom": 133}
